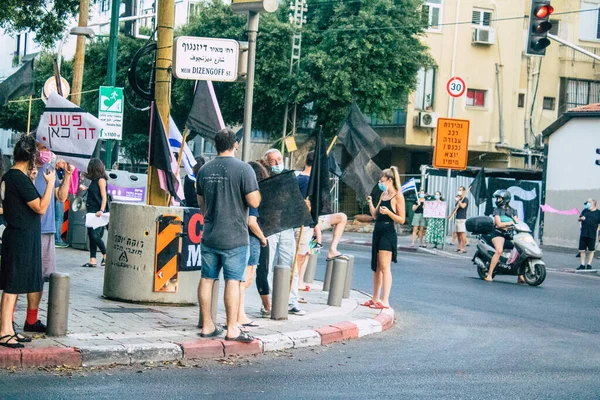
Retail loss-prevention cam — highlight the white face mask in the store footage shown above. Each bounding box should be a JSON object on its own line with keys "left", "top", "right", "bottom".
{"left": 458, "top": 190, "right": 463, "bottom": 196}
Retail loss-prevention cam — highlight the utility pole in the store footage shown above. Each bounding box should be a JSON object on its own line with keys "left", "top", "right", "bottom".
{"left": 147, "top": 0, "right": 175, "bottom": 205}
{"left": 280, "top": 0, "right": 308, "bottom": 159}
{"left": 71, "top": 0, "right": 90, "bottom": 106}
{"left": 104, "top": 0, "right": 120, "bottom": 169}
{"left": 241, "top": 11, "right": 259, "bottom": 162}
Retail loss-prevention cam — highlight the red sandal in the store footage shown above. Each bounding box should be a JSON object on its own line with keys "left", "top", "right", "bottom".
{"left": 360, "top": 299, "right": 375, "bottom": 307}
{"left": 369, "top": 301, "right": 390, "bottom": 310}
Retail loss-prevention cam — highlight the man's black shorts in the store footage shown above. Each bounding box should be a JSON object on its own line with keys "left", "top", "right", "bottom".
{"left": 579, "top": 236, "right": 597, "bottom": 251}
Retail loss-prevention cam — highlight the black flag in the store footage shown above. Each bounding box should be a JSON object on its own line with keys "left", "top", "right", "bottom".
{"left": 185, "top": 80, "right": 225, "bottom": 141}
{"left": 0, "top": 59, "right": 35, "bottom": 106}
{"left": 469, "top": 168, "right": 487, "bottom": 206}
{"left": 337, "top": 103, "right": 385, "bottom": 158}
{"left": 307, "top": 128, "right": 332, "bottom": 224}
{"left": 258, "top": 171, "right": 313, "bottom": 237}
{"left": 340, "top": 150, "right": 382, "bottom": 199}
{"left": 149, "top": 103, "right": 181, "bottom": 200}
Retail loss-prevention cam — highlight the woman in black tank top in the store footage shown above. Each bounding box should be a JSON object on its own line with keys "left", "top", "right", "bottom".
{"left": 362, "top": 167, "right": 405, "bottom": 310}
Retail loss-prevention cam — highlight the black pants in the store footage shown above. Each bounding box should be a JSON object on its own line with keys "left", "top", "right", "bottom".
{"left": 88, "top": 227, "right": 106, "bottom": 259}
{"left": 255, "top": 243, "right": 270, "bottom": 296}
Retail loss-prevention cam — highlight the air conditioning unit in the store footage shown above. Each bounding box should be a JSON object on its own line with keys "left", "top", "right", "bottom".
{"left": 472, "top": 28, "right": 496, "bottom": 45}
{"left": 418, "top": 111, "right": 438, "bottom": 128}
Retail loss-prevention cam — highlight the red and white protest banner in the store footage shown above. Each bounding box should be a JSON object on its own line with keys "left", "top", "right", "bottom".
{"left": 36, "top": 93, "right": 105, "bottom": 170}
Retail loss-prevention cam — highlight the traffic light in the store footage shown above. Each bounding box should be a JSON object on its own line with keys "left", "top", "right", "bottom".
{"left": 527, "top": 0, "right": 554, "bottom": 56}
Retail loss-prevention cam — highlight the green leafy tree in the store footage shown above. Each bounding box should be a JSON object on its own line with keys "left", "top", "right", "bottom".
{"left": 0, "top": 0, "right": 79, "bottom": 47}
{"left": 172, "top": 0, "right": 432, "bottom": 139}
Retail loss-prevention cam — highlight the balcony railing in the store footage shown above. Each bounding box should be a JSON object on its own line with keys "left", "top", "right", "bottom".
{"left": 368, "top": 108, "right": 407, "bottom": 127}
{"left": 559, "top": 44, "right": 600, "bottom": 64}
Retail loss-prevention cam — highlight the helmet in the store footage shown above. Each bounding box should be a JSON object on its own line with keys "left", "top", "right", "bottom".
{"left": 493, "top": 189, "right": 511, "bottom": 207}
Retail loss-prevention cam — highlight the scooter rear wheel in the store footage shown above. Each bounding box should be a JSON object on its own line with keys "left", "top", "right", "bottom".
{"left": 475, "top": 256, "right": 489, "bottom": 280}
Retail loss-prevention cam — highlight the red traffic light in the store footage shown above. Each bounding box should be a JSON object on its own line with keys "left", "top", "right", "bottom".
{"left": 535, "top": 5, "right": 554, "bottom": 18}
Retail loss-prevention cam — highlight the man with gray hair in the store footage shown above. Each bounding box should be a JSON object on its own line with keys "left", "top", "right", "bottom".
{"left": 577, "top": 198, "right": 600, "bottom": 270}
{"left": 264, "top": 148, "right": 305, "bottom": 315}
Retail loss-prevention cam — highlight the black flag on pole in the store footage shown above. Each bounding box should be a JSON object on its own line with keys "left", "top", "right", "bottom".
{"left": 258, "top": 171, "right": 313, "bottom": 237}
{"left": 469, "top": 168, "right": 487, "bottom": 206}
{"left": 185, "top": 80, "right": 225, "bottom": 141}
{"left": 307, "top": 128, "right": 332, "bottom": 224}
{"left": 0, "top": 59, "right": 35, "bottom": 106}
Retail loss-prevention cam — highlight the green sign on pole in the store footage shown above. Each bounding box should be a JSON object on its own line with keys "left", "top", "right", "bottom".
{"left": 98, "top": 86, "right": 124, "bottom": 140}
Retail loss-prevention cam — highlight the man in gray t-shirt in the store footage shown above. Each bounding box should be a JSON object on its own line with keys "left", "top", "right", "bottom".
{"left": 196, "top": 129, "right": 260, "bottom": 343}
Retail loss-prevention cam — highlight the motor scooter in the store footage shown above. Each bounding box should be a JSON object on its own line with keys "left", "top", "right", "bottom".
{"left": 471, "top": 220, "right": 546, "bottom": 286}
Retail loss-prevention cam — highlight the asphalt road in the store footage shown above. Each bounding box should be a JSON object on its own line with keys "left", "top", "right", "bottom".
{"left": 1, "top": 245, "right": 599, "bottom": 399}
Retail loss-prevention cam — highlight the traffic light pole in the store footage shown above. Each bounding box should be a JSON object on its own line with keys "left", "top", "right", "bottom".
{"left": 548, "top": 33, "right": 600, "bottom": 62}
{"left": 104, "top": 0, "right": 120, "bottom": 169}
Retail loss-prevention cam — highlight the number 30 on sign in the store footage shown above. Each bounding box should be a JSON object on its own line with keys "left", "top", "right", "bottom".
{"left": 446, "top": 77, "right": 466, "bottom": 98}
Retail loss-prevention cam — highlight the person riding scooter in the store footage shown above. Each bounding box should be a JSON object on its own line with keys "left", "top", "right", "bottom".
{"left": 485, "top": 190, "right": 525, "bottom": 283}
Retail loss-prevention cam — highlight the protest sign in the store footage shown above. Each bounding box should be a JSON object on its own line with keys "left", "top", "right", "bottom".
{"left": 424, "top": 201, "right": 447, "bottom": 219}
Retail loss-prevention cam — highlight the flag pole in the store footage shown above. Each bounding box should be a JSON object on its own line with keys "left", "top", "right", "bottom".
{"left": 326, "top": 136, "right": 337, "bottom": 156}
{"left": 166, "top": 127, "right": 189, "bottom": 206}
{"left": 26, "top": 95, "right": 33, "bottom": 134}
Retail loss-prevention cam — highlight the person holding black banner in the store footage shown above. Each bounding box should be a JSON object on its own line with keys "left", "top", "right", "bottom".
{"left": 196, "top": 129, "right": 260, "bottom": 342}
{"left": 453, "top": 186, "right": 469, "bottom": 254}
{"left": 363, "top": 167, "right": 405, "bottom": 310}
{"left": 264, "top": 149, "right": 305, "bottom": 315}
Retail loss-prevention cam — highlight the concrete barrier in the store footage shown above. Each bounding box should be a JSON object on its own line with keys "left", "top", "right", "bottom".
{"left": 103, "top": 203, "right": 201, "bottom": 304}
{"left": 304, "top": 253, "right": 318, "bottom": 284}
{"left": 322, "top": 259, "right": 333, "bottom": 291}
{"left": 327, "top": 259, "right": 348, "bottom": 307}
{"left": 47, "top": 273, "right": 70, "bottom": 336}
{"left": 343, "top": 255, "right": 355, "bottom": 299}
{"left": 271, "top": 265, "right": 290, "bottom": 320}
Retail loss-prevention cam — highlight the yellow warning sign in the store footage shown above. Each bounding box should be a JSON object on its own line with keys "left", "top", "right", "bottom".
{"left": 433, "top": 118, "right": 470, "bottom": 170}
{"left": 154, "top": 214, "right": 183, "bottom": 293}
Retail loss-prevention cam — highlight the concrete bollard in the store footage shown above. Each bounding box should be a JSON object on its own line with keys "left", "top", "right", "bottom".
{"left": 271, "top": 265, "right": 290, "bottom": 320}
{"left": 47, "top": 273, "right": 70, "bottom": 336}
{"left": 327, "top": 259, "right": 348, "bottom": 307}
{"left": 304, "top": 253, "right": 318, "bottom": 284}
{"left": 323, "top": 259, "right": 333, "bottom": 291}
{"left": 198, "top": 279, "right": 220, "bottom": 328}
{"left": 342, "top": 255, "right": 355, "bottom": 299}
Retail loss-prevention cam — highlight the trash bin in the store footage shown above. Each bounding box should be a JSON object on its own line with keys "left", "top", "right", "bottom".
{"left": 106, "top": 170, "right": 148, "bottom": 204}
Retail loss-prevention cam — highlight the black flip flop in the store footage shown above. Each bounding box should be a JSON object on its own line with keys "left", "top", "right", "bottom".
{"left": 0, "top": 334, "right": 24, "bottom": 349}
{"left": 225, "top": 331, "right": 254, "bottom": 343}
{"left": 101, "top": 259, "right": 106, "bottom": 267}
{"left": 242, "top": 321, "right": 259, "bottom": 327}
{"left": 81, "top": 263, "right": 96, "bottom": 268}
{"left": 326, "top": 254, "right": 350, "bottom": 262}
{"left": 14, "top": 332, "right": 31, "bottom": 343}
{"left": 199, "top": 326, "right": 223, "bottom": 338}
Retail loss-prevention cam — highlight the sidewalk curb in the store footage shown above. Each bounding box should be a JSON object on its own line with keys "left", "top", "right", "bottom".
{"left": 1, "top": 309, "right": 395, "bottom": 369}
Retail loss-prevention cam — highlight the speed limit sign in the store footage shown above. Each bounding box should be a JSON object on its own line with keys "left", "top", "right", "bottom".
{"left": 447, "top": 77, "right": 466, "bottom": 98}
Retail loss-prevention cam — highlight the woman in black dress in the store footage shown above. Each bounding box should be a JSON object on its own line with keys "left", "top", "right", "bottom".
{"left": 82, "top": 159, "right": 108, "bottom": 268}
{"left": 0, "top": 135, "right": 55, "bottom": 348}
{"left": 362, "top": 167, "right": 405, "bottom": 310}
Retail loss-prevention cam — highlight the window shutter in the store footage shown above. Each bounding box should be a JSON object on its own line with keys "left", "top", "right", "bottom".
{"left": 483, "top": 12, "right": 492, "bottom": 26}
{"left": 472, "top": 10, "right": 481, "bottom": 25}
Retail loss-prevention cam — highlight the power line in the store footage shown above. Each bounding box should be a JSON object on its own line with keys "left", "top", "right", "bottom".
{"left": 305, "top": 6, "right": 600, "bottom": 33}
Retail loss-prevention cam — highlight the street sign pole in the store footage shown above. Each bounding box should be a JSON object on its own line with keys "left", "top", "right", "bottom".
{"left": 445, "top": 98, "right": 455, "bottom": 248}
{"left": 241, "top": 11, "right": 259, "bottom": 162}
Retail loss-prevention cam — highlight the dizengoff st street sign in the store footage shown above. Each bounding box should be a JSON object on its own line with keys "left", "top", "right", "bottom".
{"left": 172, "top": 37, "right": 239, "bottom": 82}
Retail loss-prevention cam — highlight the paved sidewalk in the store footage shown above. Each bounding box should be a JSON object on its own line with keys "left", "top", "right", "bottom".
{"left": 328, "top": 231, "right": 599, "bottom": 274}
{"left": 0, "top": 247, "right": 393, "bottom": 369}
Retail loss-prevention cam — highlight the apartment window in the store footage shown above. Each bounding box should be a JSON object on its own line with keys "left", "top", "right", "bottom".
{"left": 543, "top": 97, "right": 556, "bottom": 110}
{"left": 101, "top": 0, "right": 110, "bottom": 12}
{"left": 414, "top": 67, "right": 436, "bottom": 110}
{"left": 518, "top": 93, "right": 525, "bottom": 108}
{"left": 579, "top": 1, "right": 600, "bottom": 40}
{"left": 472, "top": 9, "right": 492, "bottom": 27}
{"left": 466, "top": 89, "right": 487, "bottom": 107}
{"left": 188, "top": 2, "right": 201, "bottom": 20}
{"left": 422, "top": 0, "right": 442, "bottom": 32}
{"left": 562, "top": 79, "right": 600, "bottom": 110}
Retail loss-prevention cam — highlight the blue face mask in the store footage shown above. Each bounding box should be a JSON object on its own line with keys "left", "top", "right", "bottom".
{"left": 271, "top": 164, "right": 284, "bottom": 174}
{"left": 434, "top": 194, "right": 440, "bottom": 200}
{"left": 378, "top": 182, "right": 387, "bottom": 192}
{"left": 584, "top": 202, "right": 591, "bottom": 209}
{"left": 419, "top": 194, "right": 425, "bottom": 199}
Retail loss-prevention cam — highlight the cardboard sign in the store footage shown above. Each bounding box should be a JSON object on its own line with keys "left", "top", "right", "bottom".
{"left": 424, "top": 201, "right": 447, "bottom": 219}
{"left": 433, "top": 118, "right": 470, "bottom": 170}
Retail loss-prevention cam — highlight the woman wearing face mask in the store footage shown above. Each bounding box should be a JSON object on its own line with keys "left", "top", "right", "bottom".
{"left": 411, "top": 190, "right": 427, "bottom": 247}
{"left": 362, "top": 167, "right": 405, "bottom": 310}
{"left": 424, "top": 191, "right": 445, "bottom": 249}
{"left": 485, "top": 189, "right": 524, "bottom": 283}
